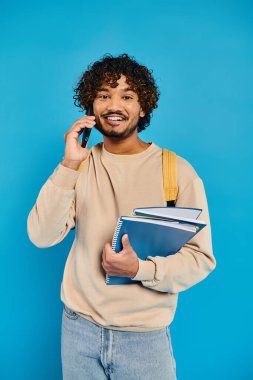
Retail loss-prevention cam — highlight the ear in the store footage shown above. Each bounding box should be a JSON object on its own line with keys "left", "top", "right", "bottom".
{"left": 139, "top": 108, "right": 145, "bottom": 118}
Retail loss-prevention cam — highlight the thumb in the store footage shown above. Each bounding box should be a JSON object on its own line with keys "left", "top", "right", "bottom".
{"left": 122, "top": 234, "right": 131, "bottom": 250}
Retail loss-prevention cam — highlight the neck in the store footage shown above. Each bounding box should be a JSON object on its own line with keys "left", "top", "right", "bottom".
{"left": 103, "top": 132, "right": 151, "bottom": 155}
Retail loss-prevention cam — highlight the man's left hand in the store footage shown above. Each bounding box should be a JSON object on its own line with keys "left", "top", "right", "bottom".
{"left": 102, "top": 234, "right": 139, "bottom": 278}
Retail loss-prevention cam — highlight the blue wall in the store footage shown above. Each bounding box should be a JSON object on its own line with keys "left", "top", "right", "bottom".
{"left": 1, "top": 1, "right": 252, "bottom": 379}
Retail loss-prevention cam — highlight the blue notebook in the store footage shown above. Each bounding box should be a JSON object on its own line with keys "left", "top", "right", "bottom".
{"left": 105, "top": 207, "right": 206, "bottom": 285}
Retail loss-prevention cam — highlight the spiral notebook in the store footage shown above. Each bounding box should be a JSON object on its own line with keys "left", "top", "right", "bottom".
{"left": 105, "top": 207, "right": 206, "bottom": 285}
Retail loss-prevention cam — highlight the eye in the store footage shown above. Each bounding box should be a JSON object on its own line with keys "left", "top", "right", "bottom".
{"left": 123, "top": 96, "right": 133, "bottom": 100}
{"left": 97, "top": 94, "right": 109, "bottom": 99}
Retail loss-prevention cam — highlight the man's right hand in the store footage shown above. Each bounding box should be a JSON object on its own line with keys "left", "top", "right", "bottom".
{"left": 61, "top": 115, "right": 96, "bottom": 170}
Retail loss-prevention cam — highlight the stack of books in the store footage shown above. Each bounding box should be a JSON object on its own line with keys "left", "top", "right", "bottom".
{"left": 105, "top": 207, "right": 206, "bottom": 285}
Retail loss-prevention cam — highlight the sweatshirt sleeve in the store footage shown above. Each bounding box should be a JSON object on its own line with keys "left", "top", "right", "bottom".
{"left": 131, "top": 176, "right": 216, "bottom": 293}
{"left": 27, "top": 163, "right": 81, "bottom": 248}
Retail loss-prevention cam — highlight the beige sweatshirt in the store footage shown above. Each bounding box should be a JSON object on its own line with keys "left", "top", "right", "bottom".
{"left": 27, "top": 142, "right": 216, "bottom": 332}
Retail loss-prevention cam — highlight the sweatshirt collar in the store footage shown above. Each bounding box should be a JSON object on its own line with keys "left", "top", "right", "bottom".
{"left": 101, "top": 142, "right": 158, "bottom": 161}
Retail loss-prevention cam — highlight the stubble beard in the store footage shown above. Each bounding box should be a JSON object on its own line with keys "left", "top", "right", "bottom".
{"left": 94, "top": 118, "right": 139, "bottom": 139}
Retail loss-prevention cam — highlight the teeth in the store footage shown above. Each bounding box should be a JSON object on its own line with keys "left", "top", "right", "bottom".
{"left": 107, "top": 116, "right": 123, "bottom": 121}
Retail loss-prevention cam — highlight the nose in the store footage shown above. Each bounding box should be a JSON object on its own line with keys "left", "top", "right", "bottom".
{"left": 106, "top": 95, "right": 123, "bottom": 112}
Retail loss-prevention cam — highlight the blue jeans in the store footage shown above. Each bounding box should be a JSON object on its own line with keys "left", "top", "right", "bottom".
{"left": 61, "top": 304, "right": 177, "bottom": 379}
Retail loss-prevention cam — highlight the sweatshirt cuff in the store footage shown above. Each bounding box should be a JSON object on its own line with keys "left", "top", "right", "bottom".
{"left": 50, "top": 163, "right": 81, "bottom": 190}
{"left": 131, "top": 259, "right": 156, "bottom": 281}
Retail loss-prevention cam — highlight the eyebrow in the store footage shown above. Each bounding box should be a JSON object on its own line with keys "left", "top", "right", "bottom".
{"left": 97, "top": 87, "right": 135, "bottom": 93}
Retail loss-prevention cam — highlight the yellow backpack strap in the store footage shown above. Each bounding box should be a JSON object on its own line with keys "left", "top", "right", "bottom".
{"left": 162, "top": 148, "right": 178, "bottom": 206}
{"left": 77, "top": 149, "right": 91, "bottom": 172}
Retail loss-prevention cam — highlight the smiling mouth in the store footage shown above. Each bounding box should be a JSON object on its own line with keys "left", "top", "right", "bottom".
{"left": 103, "top": 115, "right": 127, "bottom": 126}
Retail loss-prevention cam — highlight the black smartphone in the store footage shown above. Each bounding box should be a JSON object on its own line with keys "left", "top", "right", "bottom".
{"left": 81, "top": 105, "right": 95, "bottom": 148}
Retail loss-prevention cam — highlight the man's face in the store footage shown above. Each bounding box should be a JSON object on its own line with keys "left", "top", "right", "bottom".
{"left": 92, "top": 75, "right": 145, "bottom": 139}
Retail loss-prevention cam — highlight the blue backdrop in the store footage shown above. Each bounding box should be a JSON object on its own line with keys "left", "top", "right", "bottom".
{"left": 1, "top": 1, "right": 252, "bottom": 379}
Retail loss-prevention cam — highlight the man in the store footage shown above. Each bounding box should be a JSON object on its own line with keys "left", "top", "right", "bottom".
{"left": 27, "top": 53, "right": 216, "bottom": 379}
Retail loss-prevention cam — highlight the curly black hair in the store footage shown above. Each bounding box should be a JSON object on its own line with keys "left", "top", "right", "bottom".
{"left": 73, "top": 53, "right": 160, "bottom": 132}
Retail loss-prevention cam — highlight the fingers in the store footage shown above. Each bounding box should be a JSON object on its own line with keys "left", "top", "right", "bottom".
{"left": 102, "top": 243, "right": 116, "bottom": 274}
{"left": 121, "top": 234, "right": 131, "bottom": 251}
{"left": 64, "top": 116, "right": 96, "bottom": 141}
{"left": 77, "top": 116, "right": 95, "bottom": 126}
{"left": 102, "top": 243, "right": 114, "bottom": 263}
{"left": 77, "top": 115, "right": 96, "bottom": 127}
{"left": 72, "top": 116, "right": 96, "bottom": 131}
{"left": 64, "top": 124, "right": 83, "bottom": 141}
